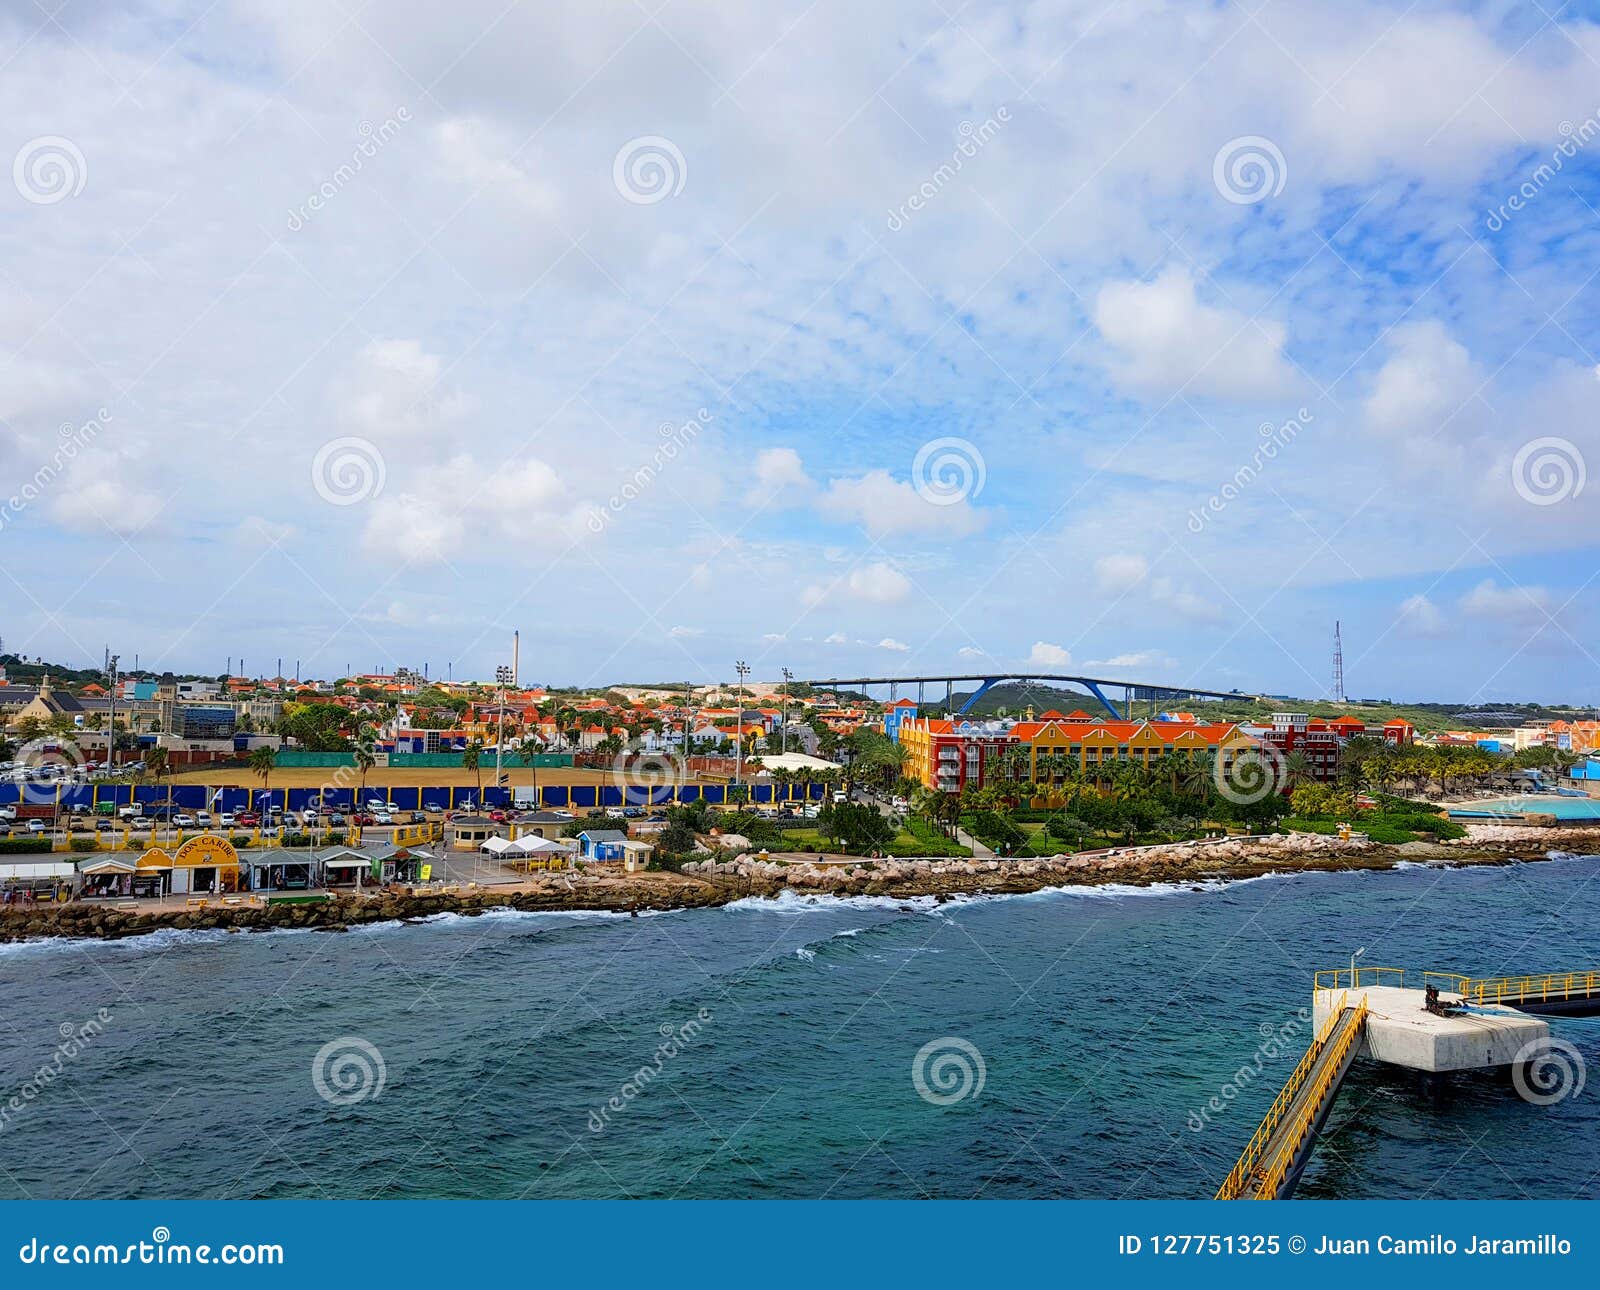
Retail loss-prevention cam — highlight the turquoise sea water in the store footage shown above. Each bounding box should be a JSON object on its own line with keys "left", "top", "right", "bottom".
{"left": 1, "top": 856, "right": 1597, "bottom": 1199}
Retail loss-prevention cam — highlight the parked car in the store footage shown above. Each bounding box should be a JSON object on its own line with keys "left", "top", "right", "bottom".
{"left": 350, "top": 812, "right": 375, "bottom": 827}
{"left": 95, "top": 819, "right": 115, "bottom": 832}
{"left": 488, "top": 809, "right": 509, "bottom": 823}
{"left": 372, "top": 811, "right": 394, "bottom": 825}
{"left": 328, "top": 812, "right": 347, "bottom": 826}
{"left": 303, "top": 806, "right": 320, "bottom": 822}
{"left": 621, "top": 806, "right": 644, "bottom": 819}
{"left": 236, "top": 811, "right": 261, "bottom": 827}
{"left": 219, "top": 812, "right": 236, "bottom": 828}
{"left": 171, "top": 814, "right": 196, "bottom": 828}
{"left": 646, "top": 811, "right": 667, "bottom": 822}
{"left": 196, "top": 811, "right": 212, "bottom": 827}
{"left": 130, "top": 816, "right": 153, "bottom": 829}
{"left": 26, "top": 819, "right": 47, "bottom": 834}
{"left": 364, "top": 800, "right": 386, "bottom": 812}
{"left": 422, "top": 800, "right": 446, "bottom": 813}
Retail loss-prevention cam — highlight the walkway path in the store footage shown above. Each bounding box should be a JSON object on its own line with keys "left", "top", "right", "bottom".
{"left": 954, "top": 825, "right": 994, "bottom": 857}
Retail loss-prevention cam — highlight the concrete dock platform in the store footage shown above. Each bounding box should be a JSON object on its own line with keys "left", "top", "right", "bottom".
{"left": 1313, "top": 986, "right": 1548, "bottom": 1072}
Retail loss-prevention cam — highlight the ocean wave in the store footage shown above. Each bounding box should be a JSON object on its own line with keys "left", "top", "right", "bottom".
{"left": 722, "top": 888, "right": 945, "bottom": 916}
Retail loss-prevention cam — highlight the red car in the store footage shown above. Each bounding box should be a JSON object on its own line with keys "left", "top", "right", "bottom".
{"left": 236, "top": 811, "right": 261, "bottom": 827}
{"left": 350, "top": 812, "right": 376, "bottom": 826}
{"left": 489, "top": 809, "right": 509, "bottom": 823}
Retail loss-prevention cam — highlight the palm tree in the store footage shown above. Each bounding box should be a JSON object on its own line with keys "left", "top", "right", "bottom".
{"left": 519, "top": 738, "right": 543, "bottom": 808}
{"left": 354, "top": 748, "right": 376, "bottom": 806}
{"left": 142, "top": 746, "right": 171, "bottom": 837}
{"left": 1283, "top": 751, "right": 1315, "bottom": 790}
{"left": 463, "top": 740, "right": 483, "bottom": 806}
{"left": 248, "top": 746, "right": 276, "bottom": 820}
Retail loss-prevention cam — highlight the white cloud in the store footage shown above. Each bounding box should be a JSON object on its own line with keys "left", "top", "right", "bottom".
{"left": 956, "top": 645, "right": 987, "bottom": 659}
{"left": 847, "top": 561, "right": 912, "bottom": 602}
{"left": 1085, "top": 649, "right": 1173, "bottom": 670}
{"left": 824, "top": 632, "right": 848, "bottom": 645}
{"left": 876, "top": 637, "right": 911, "bottom": 652}
{"left": 761, "top": 632, "right": 786, "bottom": 642}
{"left": 753, "top": 447, "right": 811, "bottom": 492}
{"left": 1028, "top": 641, "right": 1072, "bottom": 667}
{"left": 819, "top": 470, "right": 983, "bottom": 537}
{"left": 1458, "top": 579, "right": 1552, "bottom": 624}
{"left": 360, "top": 493, "right": 465, "bottom": 565}
{"left": 1148, "top": 577, "right": 1224, "bottom": 623}
{"left": 334, "top": 339, "right": 474, "bottom": 439}
{"left": 1094, "top": 267, "right": 1298, "bottom": 402}
{"left": 49, "top": 477, "right": 163, "bottom": 537}
{"left": 668, "top": 625, "right": 702, "bottom": 638}
{"left": 1395, "top": 593, "right": 1447, "bottom": 638}
{"left": 1094, "top": 552, "right": 1149, "bottom": 594}
{"left": 1363, "top": 322, "right": 1479, "bottom": 439}
{"left": 805, "top": 560, "right": 913, "bottom": 606}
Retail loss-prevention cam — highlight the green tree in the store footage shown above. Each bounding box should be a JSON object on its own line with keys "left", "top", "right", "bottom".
{"left": 818, "top": 801, "right": 894, "bottom": 854}
{"left": 248, "top": 745, "right": 277, "bottom": 815}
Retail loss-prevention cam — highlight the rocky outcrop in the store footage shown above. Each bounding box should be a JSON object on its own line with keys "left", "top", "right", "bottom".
{"left": 5, "top": 825, "right": 1593, "bottom": 945}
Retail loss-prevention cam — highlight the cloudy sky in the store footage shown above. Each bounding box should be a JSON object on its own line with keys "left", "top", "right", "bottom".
{"left": 3, "top": 0, "right": 1599, "bottom": 701}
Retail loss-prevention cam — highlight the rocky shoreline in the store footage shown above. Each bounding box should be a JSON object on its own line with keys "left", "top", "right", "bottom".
{"left": 4, "top": 823, "right": 1596, "bottom": 946}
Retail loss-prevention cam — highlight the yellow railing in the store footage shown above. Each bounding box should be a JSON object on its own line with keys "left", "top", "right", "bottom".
{"left": 1311, "top": 966, "right": 1405, "bottom": 992}
{"left": 1453, "top": 971, "right": 1600, "bottom": 1007}
{"left": 1249, "top": 996, "right": 1369, "bottom": 1200}
{"left": 1215, "top": 992, "right": 1349, "bottom": 1201}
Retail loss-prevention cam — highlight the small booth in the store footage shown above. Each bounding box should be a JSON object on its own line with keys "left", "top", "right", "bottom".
{"left": 619, "top": 840, "right": 654, "bottom": 874}
{"left": 362, "top": 844, "right": 428, "bottom": 885}
{"left": 446, "top": 816, "right": 501, "bottom": 852}
{"left": 167, "top": 835, "right": 241, "bottom": 895}
{"left": 577, "top": 829, "right": 626, "bottom": 861}
{"left": 78, "top": 856, "right": 138, "bottom": 898}
{"left": 134, "top": 846, "right": 174, "bottom": 898}
{"left": 248, "top": 848, "right": 316, "bottom": 891}
{"left": 0, "top": 861, "right": 77, "bottom": 902}
{"left": 314, "top": 846, "right": 373, "bottom": 889}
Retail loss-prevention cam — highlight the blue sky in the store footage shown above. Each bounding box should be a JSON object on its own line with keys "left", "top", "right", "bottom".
{"left": 3, "top": 0, "right": 1600, "bottom": 702}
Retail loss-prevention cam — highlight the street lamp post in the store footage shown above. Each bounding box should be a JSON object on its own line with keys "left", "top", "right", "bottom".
{"left": 1350, "top": 946, "right": 1366, "bottom": 990}
{"left": 734, "top": 660, "right": 750, "bottom": 786}
{"left": 781, "top": 667, "right": 792, "bottom": 755}
{"left": 495, "top": 665, "right": 513, "bottom": 808}
{"left": 105, "top": 654, "right": 120, "bottom": 772}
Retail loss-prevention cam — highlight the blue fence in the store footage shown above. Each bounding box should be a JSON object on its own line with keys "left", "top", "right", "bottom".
{"left": 0, "top": 781, "right": 832, "bottom": 811}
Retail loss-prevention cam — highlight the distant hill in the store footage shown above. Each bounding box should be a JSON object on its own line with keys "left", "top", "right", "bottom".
{"left": 915, "top": 680, "right": 1590, "bottom": 734}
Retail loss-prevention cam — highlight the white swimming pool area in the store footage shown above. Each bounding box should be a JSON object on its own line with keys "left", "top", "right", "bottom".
{"left": 1448, "top": 794, "right": 1600, "bottom": 820}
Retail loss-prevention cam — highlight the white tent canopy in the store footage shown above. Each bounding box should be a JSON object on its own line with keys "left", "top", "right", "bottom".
{"left": 478, "top": 835, "right": 517, "bottom": 855}
{"left": 511, "top": 835, "right": 570, "bottom": 854}
{"left": 0, "top": 862, "right": 76, "bottom": 880}
{"left": 753, "top": 752, "right": 841, "bottom": 773}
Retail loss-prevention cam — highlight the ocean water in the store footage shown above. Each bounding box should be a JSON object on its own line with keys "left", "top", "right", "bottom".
{"left": 1, "top": 857, "right": 1597, "bottom": 1200}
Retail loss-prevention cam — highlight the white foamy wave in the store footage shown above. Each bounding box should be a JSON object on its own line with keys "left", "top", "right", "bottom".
{"left": 794, "top": 946, "right": 816, "bottom": 962}
{"left": 722, "top": 888, "right": 945, "bottom": 916}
